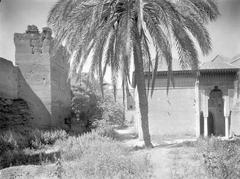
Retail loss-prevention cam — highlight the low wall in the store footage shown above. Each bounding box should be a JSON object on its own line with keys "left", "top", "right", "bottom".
{"left": 0, "top": 58, "right": 18, "bottom": 99}
{"left": 17, "top": 69, "right": 51, "bottom": 128}
{"left": 0, "top": 57, "right": 51, "bottom": 128}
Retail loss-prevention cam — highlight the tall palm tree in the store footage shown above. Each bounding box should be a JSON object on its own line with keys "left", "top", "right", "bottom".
{"left": 48, "top": 0, "right": 219, "bottom": 147}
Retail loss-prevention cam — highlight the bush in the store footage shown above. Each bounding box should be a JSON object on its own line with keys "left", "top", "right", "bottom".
{"left": 0, "top": 129, "right": 30, "bottom": 150}
{"left": 0, "top": 133, "right": 17, "bottom": 155}
{"left": 55, "top": 130, "right": 121, "bottom": 161}
{"left": 71, "top": 87, "right": 102, "bottom": 131}
{"left": 71, "top": 83, "right": 124, "bottom": 133}
{"left": 54, "top": 131, "right": 152, "bottom": 178}
{"left": 0, "top": 129, "right": 68, "bottom": 169}
{"left": 196, "top": 137, "right": 240, "bottom": 179}
{"left": 99, "top": 93, "right": 125, "bottom": 126}
{"left": 28, "top": 129, "right": 68, "bottom": 149}
{"left": 92, "top": 119, "right": 118, "bottom": 139}
{"left": 0, "top": 131, "right": 28, "bottom": 169}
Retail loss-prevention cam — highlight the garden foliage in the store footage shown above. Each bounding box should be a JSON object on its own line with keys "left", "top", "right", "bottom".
{"left": 196, "top": 137, "right": 240, "bottom": 179}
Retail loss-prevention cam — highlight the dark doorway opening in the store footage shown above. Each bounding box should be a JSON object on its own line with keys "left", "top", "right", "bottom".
{"left": 200, "top": 112, "right": 204, "bottom": 136}
{"left": 208, "top": 112, "right": 214, "bottom": 136}
{"left": 200, "top": 111, "right": 215, "bottom": 136}
{"left": 208, "top": 86, "right": 225, "bottom": 136}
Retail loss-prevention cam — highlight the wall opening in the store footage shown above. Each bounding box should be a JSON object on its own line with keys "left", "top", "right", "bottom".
{"left": 208, "top": 86, "right": 225, "bottom": 136}
{"left": 208, "top": 112, "right": 214, "bottom": 136}
{"left": 200, "top": 111, "right": 204, "bottom": 136}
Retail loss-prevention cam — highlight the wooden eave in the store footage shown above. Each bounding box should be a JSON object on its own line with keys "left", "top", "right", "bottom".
{"left": 144, "top": 68, "right": 239, "bottom": 76}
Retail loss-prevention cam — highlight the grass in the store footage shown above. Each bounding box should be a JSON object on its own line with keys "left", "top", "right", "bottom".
{"left": 6, "top": 125, "right": 240, "bottom": 179}
{"left": 0, "top": 128, "right": 152, "bottom": 179}
{"left": 52, "top": 130, "right": 152, "bottom": 179}
{"left": 195, "top": 137, "right": 240, "bottom": 179}
{"left": 169, "top": 137, "right": 240, "bottom": 179}
{"left": 170, "top": 146, "right": 208, "bottom": 179}
{"left": 0, "top": 128, "right": 67, "bottom": 169}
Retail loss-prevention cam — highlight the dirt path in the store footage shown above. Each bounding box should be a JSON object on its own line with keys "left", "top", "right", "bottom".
{"left": 147, "top": 147, "right": 174, "bottom": 178}
{"left": 115, "top": 127, "right": 203, "bottom": 179}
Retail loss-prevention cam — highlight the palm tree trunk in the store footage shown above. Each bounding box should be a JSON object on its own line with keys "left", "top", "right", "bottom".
{"left": 133, "top": 30, "right": 153, "bottom": 148}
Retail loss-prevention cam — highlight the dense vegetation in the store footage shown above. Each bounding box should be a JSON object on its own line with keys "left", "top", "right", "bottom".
{"left": 71, "top": 83, "right": 125, "bottom": 133}
{"left": 171, "top": 137, "right": 240, "bottom": 179}
{"left": 196, "top": 137, "right": 240, "bottom": 179}
{"left": 0, "top": 128, "right": 151, "bottom": 178}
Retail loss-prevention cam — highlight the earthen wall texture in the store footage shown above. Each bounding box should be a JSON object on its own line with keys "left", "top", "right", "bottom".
{"left": 0, "top": 97, "right": 33, "bottom": 130}
{"left": 14, "top": 33, "right": 52, "bottom": 127}
{"left": 142, "top": 71, "right": 240, "bottom": 138}
{"left": 12, "top": 27, "right": 71, "bottom": 128}
{"left": 146, "top": 75, "right": 196, "bottom": 137}
{"left": 50, "top": 46, "right": 71, "bottom": 127}
{"left": 232, "top": 72, "right": 240, "bottom": 135}
{"left": 147, "top": 73, "right": 196, "bottom": 88}
{"left": 0, "top": 58, "right": 18, "bottom": 98}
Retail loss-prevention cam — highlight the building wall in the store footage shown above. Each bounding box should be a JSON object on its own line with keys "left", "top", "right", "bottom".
{"left": 50, "top": 46, "right": 71, "bottom": 127}
{"left": 146, "top": 74, "right": 196, "bottom": 137}
{"left": 14, "top": 31, "right": 52, "bottom": 127}
{"left": 231, "top": 110, "right": 240, "bottom": 135}
{"left": 199, "top": 72, "right": 235, "bottom": 91}
{"left": 17, "top": 67, "right": 52, "bottom": 128}
{"left": 231, "top": 71, "right": 240, "bottom": 135}
{"left": 11, "top": 26, "right": 71, "bottom": 128}
{"left": 0, "top": 56, "right": 51, "bottom": 128}
{"left": 128, "top": 73, "right": 197, "bottom": 138}
{"left": 0, "top": 58, "right": 18, "bottom": 99}
{"left": 0, "top": 97, "right": 33, "bottom": 130}
{"left": 199, "top": 72, "right": 239, "bottom": 136}
{"left": 130, "top": 70, "right": 240, "bottom": 138}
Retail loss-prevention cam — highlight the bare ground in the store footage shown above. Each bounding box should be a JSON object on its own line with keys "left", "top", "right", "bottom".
{"left": 115, "top": 127, "right": 207, "bottom": 179}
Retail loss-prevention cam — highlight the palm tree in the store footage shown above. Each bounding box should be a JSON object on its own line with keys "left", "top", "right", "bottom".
{"left": 48, "top": 0, "right": 219, "bottom": 148}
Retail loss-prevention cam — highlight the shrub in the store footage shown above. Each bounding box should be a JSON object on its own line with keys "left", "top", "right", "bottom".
{"left": 92, "top": 119, "right": 118, "bottom": 139}
{"left": 28, "top": 129, "right": 68, "bottom": 149}
{"left": 99, "top": 93, "right": 125, "bottom": 126}
{"left": 0, "top": 129, "right": 30, "bottom": 150}
{"left": 0, "top": 133, "right": 17, "bottom": 154}
{"left": 0, "top": 129, "right": 68, "bottom": 169}
{"left": 0, "top": 131, "right": 29, "bottom": 169}
{"left": 71, "top": 83, "right": 124, "bottom": 133}
{"left": 196, "top": 137, "right": 240, "bottom": 179}
{"left": 71, "top": 87, "right": 102, "bottom": 131}
{"left": 54, "top": 131, "right": 152, "bottom": 178}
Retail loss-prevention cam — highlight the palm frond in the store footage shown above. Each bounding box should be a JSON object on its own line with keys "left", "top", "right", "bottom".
{"left": 48, "top": 0, "right": 219, "bottom": 98}
{"left": 172, "top": 21, "right": 199, "bottom": 70}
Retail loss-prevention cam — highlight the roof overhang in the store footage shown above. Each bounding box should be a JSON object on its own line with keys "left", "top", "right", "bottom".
{"left": 144, "top": 68, "right": 239, "bottom": 76}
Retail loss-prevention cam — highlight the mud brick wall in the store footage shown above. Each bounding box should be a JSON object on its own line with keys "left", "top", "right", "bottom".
{"left": 0, "top": 97, "right": 33, "bottom": 129}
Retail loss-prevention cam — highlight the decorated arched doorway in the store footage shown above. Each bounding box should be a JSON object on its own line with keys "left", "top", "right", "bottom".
{"left": 208, "top": 86, "right": 225, "bottom": 136}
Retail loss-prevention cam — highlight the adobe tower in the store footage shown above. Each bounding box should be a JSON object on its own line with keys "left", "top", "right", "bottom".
{"left": 14, "top": 25, "right": 71, "bottom": 128}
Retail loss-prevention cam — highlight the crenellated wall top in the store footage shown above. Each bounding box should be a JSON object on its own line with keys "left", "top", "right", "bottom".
{"left": 14, "top": 25, "right": 53, "bottom": 54}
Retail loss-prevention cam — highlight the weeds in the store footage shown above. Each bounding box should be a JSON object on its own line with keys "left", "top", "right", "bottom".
{"left": 28, "top": 129, "right": 68, "bottom": 149}
{"left": 55, "top": 159, "right": 65, "bottom": 179}
{"left": 54, "top": 131, "right": 152, "bottom": 179}
{"left": 0, "top": 129, "right": 68, "bottom": 169}
{"left": 196, "top": 137, "right": 240, "bottom": 179}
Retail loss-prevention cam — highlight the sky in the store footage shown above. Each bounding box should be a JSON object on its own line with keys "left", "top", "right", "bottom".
{"left": 0, "top": 0, "right": 240, "bottom": 63}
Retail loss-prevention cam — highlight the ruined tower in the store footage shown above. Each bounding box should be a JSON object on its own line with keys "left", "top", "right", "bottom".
{"left": 14, "top": 25, "right": 71, "bottom": 128}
